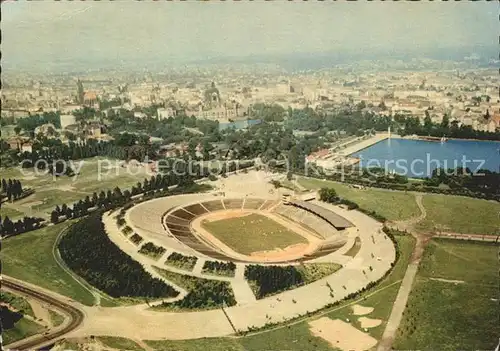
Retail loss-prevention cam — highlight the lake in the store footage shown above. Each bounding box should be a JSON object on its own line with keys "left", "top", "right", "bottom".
{"left": 350, "top": 138, "right": 500, "bottom": 178}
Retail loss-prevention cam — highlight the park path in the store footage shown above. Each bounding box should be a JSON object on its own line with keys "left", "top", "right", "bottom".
{"left": 377, "top": 194, "right": 433, "bottom": 351}
{"left": 389, "top": 194, "right": 426, "bottom": 233}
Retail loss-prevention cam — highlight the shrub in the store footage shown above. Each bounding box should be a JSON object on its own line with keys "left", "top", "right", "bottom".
{"left": 138, "top": 242, "right": 166, "bottom": 259}
{"left": 202, "top": 260, "right": 236, "bottom": 277}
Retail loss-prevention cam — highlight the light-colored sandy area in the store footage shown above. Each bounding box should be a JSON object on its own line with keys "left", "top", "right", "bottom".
{"left": 358, "top": 316, "right": 382, "bottom": 328}
{"left": 351, "top": 304, "right": 374, "bottom": 316}
{"left": 28, "top": 298, "right": 53, "bottom": 327}
{"left": 21, "top": 175, "right": 38, "bottom": 180}
{"left": 309, "top": 317, "right": 377, "bottom": 351}
{"left": 23, "top": 200, "right": 43, "bottom": 207}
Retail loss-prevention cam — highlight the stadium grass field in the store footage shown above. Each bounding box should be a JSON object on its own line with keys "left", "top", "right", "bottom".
{"left": 200, "top": 213, "right": 308, "bottom": 255}
{"left": 394, "top": 239, "right": 499, "bottom": 350}
{"left": 1, "top": 221, "right": 95, "bottom": 306}
{"left": 297, "top": 177, "right": 420, "bottom": 221}
{"left": 416, "top": 194, "right": 500, "bottom": 235}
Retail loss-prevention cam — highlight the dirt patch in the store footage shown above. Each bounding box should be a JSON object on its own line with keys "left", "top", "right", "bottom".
{"left": 309, "top": 317, "right": 377, "bottom": 351}
{"left": 21, "top": 175, "right": 38, "bottom": 181}
{"left": 56, "top": 185, "right": 76, "bottom": 192}
{"left": 351, "top": 304, "right": 374, "bottom": 316}
{"left": 22, "top": 200, "right": 44, "bottom": 207}
{"left": 28, "top": 298, "right": 52, "bottom": 327}
{"left": 358, "top": 316, "right": 382, "bottom": 328}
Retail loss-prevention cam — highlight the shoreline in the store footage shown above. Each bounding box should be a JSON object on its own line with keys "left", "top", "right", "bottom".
{"left": 345, "top": 134, "right": 499, "bottom": 157}
{"left": 404, "top": 135, "right": 500, "bottom": 143}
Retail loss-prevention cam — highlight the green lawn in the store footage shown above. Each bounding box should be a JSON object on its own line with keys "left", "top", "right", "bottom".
{"left": 145, "top": 323, "right": 336, "bottom": 351}
{"left": 299, "top": 263, "right": 342, "bottom": 283}
{"left": 394, "top": 239, "right": 499, "bottom": 350}
{"left": 1, "top": 158, "right": 148, "bottom": 214}
{"left": 1, "top": 221, "right": 95, "bottom": 306}
{"left": 417, "top": 194, "right": 500, "bottom": 235}
{"left": 97, "top": 336, "right": 145, "bottom": 351}
{"left": 49, "top": 309, "right": 65, "bottom": 327}
{"left": 2, "top": 313, "right": 45, "bottom": 345}
{"left": 0, "top": 205, "right": 26, "bottom": 220}
{"left": 27, "top": 190, "right": 88, "bottom": 213}
{"left": 201, "top": 213, "right": 307, "bottom": 255}
{"left": 0, "top": 291, "right": 35, "bottom": 318}
{"left": 298, "top": 177, "right": 420, "bottom": 221}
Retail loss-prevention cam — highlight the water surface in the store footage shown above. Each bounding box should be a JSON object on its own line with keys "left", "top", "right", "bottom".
{"left": 351, "top": 138, "right": 500, "bottom": 177}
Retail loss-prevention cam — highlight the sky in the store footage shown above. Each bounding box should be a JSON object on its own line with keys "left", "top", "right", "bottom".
{"left": 2, "top": 1, "right": 498, "bottom": 71}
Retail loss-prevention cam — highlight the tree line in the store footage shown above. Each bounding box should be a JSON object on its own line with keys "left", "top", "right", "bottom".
{"left": 0, "top": 215, "right": 44, "bottom": 237}
{"left": 58, "top": 212, "right": 179, "bottom": 299}
{"left": 1, "top": 179, "right": 24, "bottom": 201}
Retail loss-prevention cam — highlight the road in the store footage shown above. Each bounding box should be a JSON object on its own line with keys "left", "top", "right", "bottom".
{"left": 2, "top": 276, "right": 85, "bottom": 351}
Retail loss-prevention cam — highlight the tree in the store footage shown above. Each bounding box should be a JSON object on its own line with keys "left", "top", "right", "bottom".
{"left": 2, "top": 216, "right": 14, "bottom": 235}
{"left": 441, "top": 114, "right": 450, "bottom": 129}
{"left": 424, "top": 111, "right": 432, "bottom": 134}
{"left": 319, "top": 187, "right": 339, "bottom": 203}
{"left": 50, "top": 210, "right": 59, "bottom": 224}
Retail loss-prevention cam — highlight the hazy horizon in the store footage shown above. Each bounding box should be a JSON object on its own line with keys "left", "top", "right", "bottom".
{"left": 2, "top": 1, "right": 498, "bottom": 72}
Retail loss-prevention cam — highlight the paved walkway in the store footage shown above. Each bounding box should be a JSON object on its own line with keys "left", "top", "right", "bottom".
{"left": 231, "top": 279, "right": 257, "bottom": 306}
{"left": 376, "top": 263, "right": 419, "bottom": 351}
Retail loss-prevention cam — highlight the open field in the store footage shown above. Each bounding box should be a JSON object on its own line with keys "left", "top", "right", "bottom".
{"left": 0, "top": 205, "right": 26, "bottom": 219}
{"left": 201, "top": 213, "right": 307, "bottom": 255}
{"left": 1, "top": 221, "right": 95, "bottom": 306}
{"left": 145, "top": 322, "right": 336, "bottom": 351}
{"left": 298, "top": 177, "right": 420, "bottom": 221}
{"left": 394, "top": 239, "right": 499, "bottom": 350}
{"left": 49, "top": 309, "right": 65, "bottom": 327}
{"left": 416, "top": 194, "right": 500, "bottom": 235}
{"left": 1, "top": 158, "right": 149, "bottom": 216}
{"left": 97, "top": 336, "right": 145, "bottom": 351}
{"left": 21, "top": 189, "right": 88, "bottom": 213}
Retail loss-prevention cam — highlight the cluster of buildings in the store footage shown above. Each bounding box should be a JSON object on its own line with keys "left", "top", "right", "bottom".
{"left": 2, "top": 64, "right": 499, "bottom": 146}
